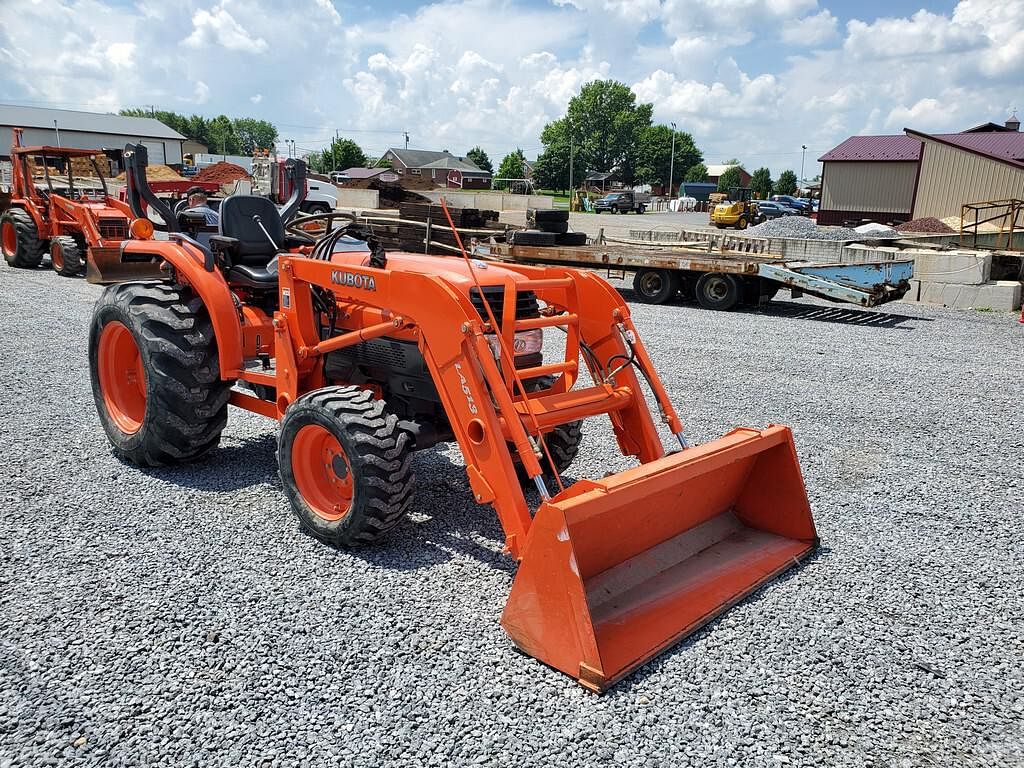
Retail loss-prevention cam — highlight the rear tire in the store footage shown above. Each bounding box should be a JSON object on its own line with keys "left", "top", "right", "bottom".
{"left": 737, "top": 216, "right": 749, "bottom": 230}
{"left": 695, "top": 272, "right": 741, "bottom": 311}
{"left": 89, "top": 282, "right": 231, "bottom": 465}
{"left": 1, "top": 208, "right": 46, "bottom": 268}
{"left": 279, "top": 386, "right": 415, "bottom": 547}
{"left": 632, "top": 268, "right": 680, "bottom": 304}
{"left": 50, "top": 235, "right": 83, "bottom": 277}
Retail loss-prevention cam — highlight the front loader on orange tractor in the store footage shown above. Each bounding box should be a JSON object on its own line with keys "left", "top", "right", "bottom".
{"left": 0, "top": 128, "right": 162, "bottom": 282}
{"left": 89, "top": 144, "right": 818, "bottom": 692}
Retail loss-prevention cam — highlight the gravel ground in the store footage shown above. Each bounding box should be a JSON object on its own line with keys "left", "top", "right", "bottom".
{"left": 1, "top": 262, "right": 1022, "bottom": 767}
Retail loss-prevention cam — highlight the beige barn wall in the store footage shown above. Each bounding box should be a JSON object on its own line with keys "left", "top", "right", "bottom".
{"left": 912, "top": 139, "right": 1024, "bottom": 219}
{"left": 821, "top": 161, "right": 917, "bottom": 212}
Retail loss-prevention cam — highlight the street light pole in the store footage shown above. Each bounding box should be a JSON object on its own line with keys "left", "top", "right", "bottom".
{"left": 800, "top": 144, "right": 807, "bottom": 192}
{"left": 568, "top": 128, "right": 574, "bottom": 199}
{"left": 334, "top": 129, "right": 339, "bottom": 172}
{"left": 668, "top": 121, "right": 677, "bottom": 198}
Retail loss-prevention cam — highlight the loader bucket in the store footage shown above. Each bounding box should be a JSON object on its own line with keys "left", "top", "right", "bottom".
{"left": 501, "top": 425, "right": 817, "bottom": 692}
{"left": 86, "top": 247, "right": 164, "bottom": 284}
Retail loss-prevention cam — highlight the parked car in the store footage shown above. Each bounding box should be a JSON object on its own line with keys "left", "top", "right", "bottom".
{"left": 771, "top": 194, "right": 812, "bottom": 214}
{"left": 594, "top": 191, "right": 649, "bottom": 214}
{"left": 753, "top": 200, "right": 793, "bottom": 219}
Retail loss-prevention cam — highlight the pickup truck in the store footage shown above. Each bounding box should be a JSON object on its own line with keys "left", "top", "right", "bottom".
{"left": 594, "top": 191, "right": 649, "bottom": 214}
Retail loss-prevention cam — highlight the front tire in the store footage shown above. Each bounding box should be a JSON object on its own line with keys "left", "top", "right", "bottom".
{"left": 1, "top": 208, "right": 46, "bottom": 268}
{"left": 89, "top": 282, "right": 231, "bottom": 465}
{"left": 279, "top": 387, "right": 415, "bottom": 547}
{"left": 50, "top": 235, "right": 83, "bottom": 277}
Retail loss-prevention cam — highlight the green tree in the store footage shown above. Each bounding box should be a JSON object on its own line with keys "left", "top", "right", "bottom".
{"left": 465, "top": 146, "right": 493, "bottom": 174}
{"left": 565, "top": 80, "right": 652, "bottom": 184}
{"left": 319, "top": 138, "right": 367, "bottom": 172}
{"left": 750, "top": 167, "right": 773, "bottom": 199}
{"left": 684, "top": 162, "right": 708, "bottom": 183}
{"left": 206, "top": 115, "right": 239, "bottom": 154}
{"left": 716, "top": 165, "right": 743, "bottom": 192}
{"left": 532, "top": 118, "right": 572, "bottom": 191}
{"left": 232, "top": 117, "right": 278, "bottom": 154}
{"left": 494, "top": 148, "right": 527, "bottom": 190}
{"left": 634, "top": 124, "right": 702, "bottom": 189}
{"left": 774, "top": 170, "right": 798, "bottom": 195}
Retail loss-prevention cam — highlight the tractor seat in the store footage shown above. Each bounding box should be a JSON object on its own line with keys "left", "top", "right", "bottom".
{"left": 218, "top": 195, "right": 287, "bottom": 290}
{"left": 229, "top": 260, "right": 279, "bottom": 290}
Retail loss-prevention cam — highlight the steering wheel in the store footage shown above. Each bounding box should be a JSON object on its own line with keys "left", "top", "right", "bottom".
{"left": 173, "top": 198, "right": 190, "bottom": 216}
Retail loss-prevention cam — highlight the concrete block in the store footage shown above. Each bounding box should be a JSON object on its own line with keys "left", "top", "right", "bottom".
{"left": 336, "top": 189, "right": 378, "bottom": 208}
{"left": 906, "top": 279, "right": 1022, "bottom": 310}
{"left": 912, "top": 251, "right": 991, "bottom": 285}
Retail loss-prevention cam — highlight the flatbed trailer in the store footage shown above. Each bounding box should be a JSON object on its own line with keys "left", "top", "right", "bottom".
{"left": 473, "top": 232, "right": 913, "bottom": 311}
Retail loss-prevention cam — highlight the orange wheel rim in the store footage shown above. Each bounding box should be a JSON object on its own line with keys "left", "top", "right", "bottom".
{"left": 51, "top": 242, "right": 64, "bottom": 271}
{"left": 291, "top": 424, "right": 353, "bottom": 521}
{"left": 1, "top": 221, "right": 15, "bottom": 256}
{"left": 97, "top": 321, "right": 146, "bottom": 434}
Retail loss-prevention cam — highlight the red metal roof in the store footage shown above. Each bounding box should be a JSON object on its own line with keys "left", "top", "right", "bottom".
{"left": 821, "top": 130, "right": 1024, "bottom": 166}
{"left": 818, "top": 135, "right": 922, "bottom": 162}
{"left": 930, "top": 132, "right": 1024, "bottom": 165}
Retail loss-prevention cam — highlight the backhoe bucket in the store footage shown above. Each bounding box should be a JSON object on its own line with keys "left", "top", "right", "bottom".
{"left": 501, "top": 425, "right": 817, "bottom": 692}
{"left": 85, "top": 248, "right": 164, "bottom": 284}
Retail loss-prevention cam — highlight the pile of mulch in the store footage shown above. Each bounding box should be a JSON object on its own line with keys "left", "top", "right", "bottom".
{"left": 193, "top": 161, "right": 249, "bottom": 184}
{"left": 895, "top": 217, "right": 956, "bottom": 234}
{"left": 343, "top": 176, "right": 432, "bottom": 208}
{"left": 112, "top": 164, "right": 186, "bottom": 182}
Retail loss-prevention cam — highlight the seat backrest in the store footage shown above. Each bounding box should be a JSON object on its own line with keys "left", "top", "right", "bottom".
{"left": 219, "top": 195, "right": 285, "bottom": 265}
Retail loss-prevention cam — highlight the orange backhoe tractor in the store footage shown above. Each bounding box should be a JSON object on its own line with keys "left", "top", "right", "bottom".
{"left": 0, "top": 128, "right": 161, "bottom": 282}
{"left": 88, "top": 144, "right": 819, "bottom": 692}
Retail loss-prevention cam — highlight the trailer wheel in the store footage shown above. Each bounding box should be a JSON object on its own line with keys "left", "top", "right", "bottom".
{"left": 1, "top": 208, "right": 46, "bottom": 268}
{"left": 89, "top": 282, "right": 232, "bottom": 465}
{"left": 695, "top": 273, "right": 741, "bottom": 311}
{"left": 633, "top": 268, "right": 680, "bottom": 304}
{"left": 742, "top": 277, "right": 779, "bottom": 305}
{"left": 50, "top": 235, "right": 83, "bottom": 277}
{"left": 279, "top": 386, "right": 415, "bottom": 547}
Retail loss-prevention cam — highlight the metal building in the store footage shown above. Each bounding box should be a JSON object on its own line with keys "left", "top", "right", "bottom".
{"left": 0, "top": 104, "right": 185, "bottom": 164}
{"left": 817, "top": 116, "right": 1024, "bottom": 225}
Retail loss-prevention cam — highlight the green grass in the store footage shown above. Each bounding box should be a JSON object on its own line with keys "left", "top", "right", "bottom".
{"left": 535, "top": 189, "right": 571, "bottom": 206}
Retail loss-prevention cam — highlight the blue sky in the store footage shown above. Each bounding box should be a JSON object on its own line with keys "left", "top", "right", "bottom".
{"left": 1, "top": 0, "right": 1020, "bottom": 178}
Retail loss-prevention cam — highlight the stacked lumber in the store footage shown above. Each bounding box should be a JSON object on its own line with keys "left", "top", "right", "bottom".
{"left": 396, "top": 203, "right": 500, "bottom": 253}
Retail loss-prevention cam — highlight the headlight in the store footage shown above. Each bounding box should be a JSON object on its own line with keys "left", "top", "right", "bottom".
{"left": 486, "top": 328, "right": 543, "bottom": 358}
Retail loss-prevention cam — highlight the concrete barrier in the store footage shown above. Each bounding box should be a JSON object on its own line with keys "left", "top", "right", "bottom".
{"left": 336, "top": 189, "right": 379, "bottom": 208}
{"left": 419, "top": 191, "right": 554, "bottom": 211}
{"left": 906, "top": 279, "right": 1022, "bottom": 310}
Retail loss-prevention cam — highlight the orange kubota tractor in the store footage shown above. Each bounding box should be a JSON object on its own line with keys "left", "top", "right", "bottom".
{"left": 0, "top": 128, "right": 161, "bottom": 282}
{"left": 88, "top": 144, "right": 818, "bottom": 692}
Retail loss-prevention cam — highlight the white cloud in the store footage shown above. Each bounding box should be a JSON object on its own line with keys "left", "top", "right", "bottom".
{"left": 193, "top": 80, "right": 210, "bottom": 105}
{"left": 781, "top": 10, "right": 838, "bottom": 45}
{"left": 250, "top": 93, "right": 263, "bottom": 104}
{"left": 183, "top": 4, "right": 268, "bottom": 53}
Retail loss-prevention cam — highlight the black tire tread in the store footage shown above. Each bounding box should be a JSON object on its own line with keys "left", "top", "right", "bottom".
{"left": 90, "top": 282, "right": 231, "bottom": 466}
{"left": 280, "top": 386, "right": 415, "bottom": 547}
{"left": 51, "top": 235, "right": 84, "bottom": 276}
{"left": 2, "top": 208, "right": 46, "bottom": 268}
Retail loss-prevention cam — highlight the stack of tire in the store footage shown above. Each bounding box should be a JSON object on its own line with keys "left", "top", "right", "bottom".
{"left": 509, "top": 209, "right": 587, "bottom": 247}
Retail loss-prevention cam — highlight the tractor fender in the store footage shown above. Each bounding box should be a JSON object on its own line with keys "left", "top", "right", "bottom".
{"left": 121, "top": 239, "right": 244, "bottom": 377}
{"left": 7, "top": 201, "right": 47, "bottom": 236}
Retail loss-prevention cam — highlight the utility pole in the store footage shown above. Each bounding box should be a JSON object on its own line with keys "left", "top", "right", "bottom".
{"left": 334, "top": 129, "right": 339, "bottom": 172}
{"left": 53, "top": 120, "right": 61, "bottom": 148}
{"left": 800, "top": 145, "right": 807, "bottom": 192}
{"left": 668, "top": 121, "right": 677, "bottom": 198}
{"left": 404, "top": 131, "right": 410, "bottom": 150}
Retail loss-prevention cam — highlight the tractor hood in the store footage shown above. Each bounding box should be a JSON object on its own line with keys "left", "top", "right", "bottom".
{"left": 330, "top": 251, "right": 534, "bottom": 290}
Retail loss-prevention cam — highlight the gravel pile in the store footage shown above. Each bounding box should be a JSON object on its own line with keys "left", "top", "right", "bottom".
{"left": 745, "top": 216, "right": 861, "bottom": 240}
{"left": 1, "top": 263, "right": 1022, "bottom": 767}
{"left": 897, "top": 217, "right": 957, "bottom": 234}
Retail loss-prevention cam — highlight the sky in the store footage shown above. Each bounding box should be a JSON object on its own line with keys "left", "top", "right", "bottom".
{"left": 0, "top": 0, "right": 1021, "bottom": 179}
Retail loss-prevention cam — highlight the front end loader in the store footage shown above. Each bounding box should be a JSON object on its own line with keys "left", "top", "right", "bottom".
{"left": 87, "top": 145, "right": 818, "bottom": 691}
{"left": 0, "top": 128, "right": 162, "bottom": 282}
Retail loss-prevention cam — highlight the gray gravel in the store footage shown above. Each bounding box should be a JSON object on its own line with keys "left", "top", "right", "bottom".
{"left": 745, "top": 216, "right": 862, "bottom": 240}
{"left": 1, "top": 262, "right": 1023, "bottom": 767}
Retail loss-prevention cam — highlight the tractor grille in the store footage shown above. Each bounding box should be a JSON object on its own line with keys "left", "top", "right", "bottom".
{"left": 470, "top": 286, "right": 540, "bottom": 328}
{"left": 98, "top": 217, "right": 129, "bottom": 240}
{"left": 345, "top": 339, "right": 410, "bottom": 369}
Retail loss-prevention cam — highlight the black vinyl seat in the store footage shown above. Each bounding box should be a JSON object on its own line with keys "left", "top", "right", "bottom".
{"left": 218, "top": 196, "right": 285, "bottom": 289}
